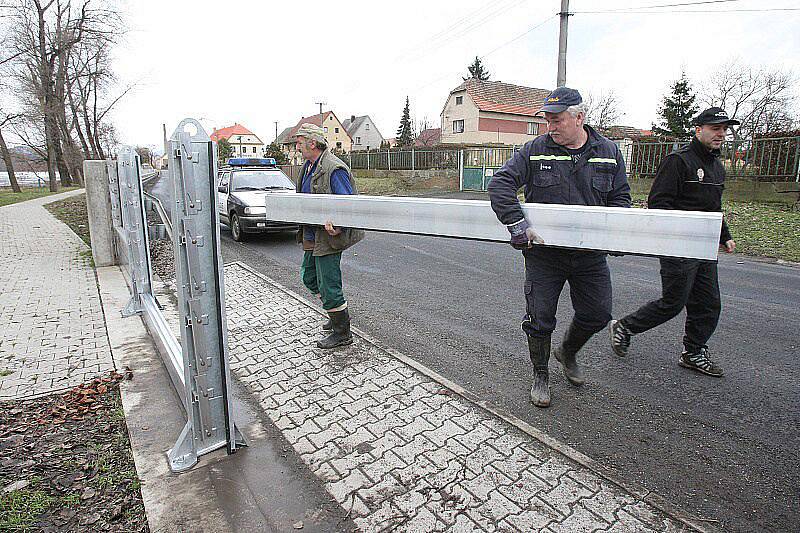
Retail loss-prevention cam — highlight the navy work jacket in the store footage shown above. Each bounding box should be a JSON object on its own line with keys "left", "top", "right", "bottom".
{"left": 488, "top": 125, "right": 631, "bottom": 227}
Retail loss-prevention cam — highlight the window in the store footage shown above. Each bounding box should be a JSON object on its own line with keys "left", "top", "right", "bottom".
{"left": 527, "top": 122, "right": 538, "bottom": 135}
{"left": 336, "top": 142, "right": 342, "bottom": 149}
{"left": 453, "top": 119, "right": 465, "bottom": 133}
{"left": 356, "top": 136, "right": 361, "bottom": 144}
{"left": 365, "top": 123, "right": 370, "bottom": 130}
{"left": 324, "top": 127, "right": 328, "bottom": 133}
{"left": 335, "top": 127, "right": 339, "bottom": 133}
{"left": 455, "top": 96, "right": 463, "bottom": 105}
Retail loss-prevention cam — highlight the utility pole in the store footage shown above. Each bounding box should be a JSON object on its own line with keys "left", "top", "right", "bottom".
{"left": 314, "top": 101, "right": 326, "bottom": 119}
{"left": 274, "top": 121, "right": 278, "bottom": 142}
{"left": 556, "top": 0, "right": 570, "bottom": 87}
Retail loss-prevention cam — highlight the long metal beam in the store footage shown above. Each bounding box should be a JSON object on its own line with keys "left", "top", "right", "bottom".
{"left": 265, "top": 194, "right": 722, "bottom": 260}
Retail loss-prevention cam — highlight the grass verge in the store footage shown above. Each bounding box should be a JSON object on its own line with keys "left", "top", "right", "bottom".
{"left": 0, "top": 186, "right": 79, "bottom": 207}
{"left": 631, "top": 192, "right": 799, "bottom": 262}
{"left": 44, "top": 193, "right": 90, "bottom": 246}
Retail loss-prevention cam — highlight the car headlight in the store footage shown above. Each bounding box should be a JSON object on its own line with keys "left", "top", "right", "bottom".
{"left": 244, "top": 206, "right": 266, "bottom": 215}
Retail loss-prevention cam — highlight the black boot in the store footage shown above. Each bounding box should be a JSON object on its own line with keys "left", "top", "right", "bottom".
{"left": 322, "top": 318, "right": 333, "bottom": 331}
{"left": 317, "top": 309, "right": 353, "bottom": 349}
{"left": 527, "top": 335, "right": 551, "bottom": 408}
{"left": 553, "top": 321, "right": 593, "bottom": 386}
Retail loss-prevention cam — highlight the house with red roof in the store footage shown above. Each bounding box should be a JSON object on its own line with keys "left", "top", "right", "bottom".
{"left": 210, "top": 124, "right": 265, "bottom": 158}
{"left": 276, "top": 112, "right": 352, "bottom": 164}
{"left": 440, "top": 79, "right": 551, "bottom": 146}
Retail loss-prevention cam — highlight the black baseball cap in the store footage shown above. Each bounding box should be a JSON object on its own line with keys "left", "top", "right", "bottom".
{"left": 539, "top": 87, "right": 582, "bottom": 114}
{"left": 692, "top": 107, "right": 740, "bottom": 126}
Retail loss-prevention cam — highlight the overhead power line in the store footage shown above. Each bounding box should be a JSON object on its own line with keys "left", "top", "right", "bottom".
{"left": 412, "top": 14, "right": 558, "bottom": 93}
{"left": 572, "top": 0, "right": 742, "bottom": 12}
{"left": 573, "top": 7, "right": 800, "bottom": 13}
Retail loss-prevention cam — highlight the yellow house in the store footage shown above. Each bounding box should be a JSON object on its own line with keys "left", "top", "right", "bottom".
{"left": 277, "top": 112, "right": 353, "bottom": 164}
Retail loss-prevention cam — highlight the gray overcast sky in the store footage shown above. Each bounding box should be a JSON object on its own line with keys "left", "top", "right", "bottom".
{"left": 111, "top": 0, "right": 800, "bottom": 149}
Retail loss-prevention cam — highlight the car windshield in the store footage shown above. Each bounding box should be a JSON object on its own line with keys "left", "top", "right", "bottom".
{"left": 231, "top": 170, "right": 294, "bottom": 191}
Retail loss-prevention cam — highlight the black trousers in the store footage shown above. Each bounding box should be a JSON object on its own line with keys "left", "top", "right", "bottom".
{"left": 522, "top": 248, "right": 612, "bottom": 339}
{"left": 622, "top": 258, "right": 721, "bottom": 352}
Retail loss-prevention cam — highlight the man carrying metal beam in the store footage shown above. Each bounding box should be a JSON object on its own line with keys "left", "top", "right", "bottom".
{"left": 489, "top": 87, "right": 631, "bottom": 408}
{"left": 294, "top": 123, "right": 364, "bottom": 349}
{"left": 609, "top": 108, "right": 738, "bottom": 377}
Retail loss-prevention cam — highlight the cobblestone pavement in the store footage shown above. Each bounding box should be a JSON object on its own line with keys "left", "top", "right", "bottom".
{"left": 0, "top": 190, "right": 114, "bottom": 400}
{"left": 224, "top": 262, "right": 698, "bottom": 533}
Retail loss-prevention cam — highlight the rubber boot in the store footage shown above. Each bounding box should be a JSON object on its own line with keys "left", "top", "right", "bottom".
{"left": 322, "top": 318, "right": 333, "bottom": 331}
{"left": 553, "top": 321, "right": 593, "bottom": 386}
{"left": 317, "top": 309, "right": 353, "bottom": 349}
{"left": 527, "top": 335, "right": 551, "bottom": 408}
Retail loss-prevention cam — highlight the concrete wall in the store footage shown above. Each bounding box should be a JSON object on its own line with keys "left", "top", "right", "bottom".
{"left": 83, "top": 160, "right": 116, "bottom": 267}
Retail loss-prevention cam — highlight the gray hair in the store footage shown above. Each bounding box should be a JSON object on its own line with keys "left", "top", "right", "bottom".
{"left": 566, "top": 102, "right": 588, "bottom": 118}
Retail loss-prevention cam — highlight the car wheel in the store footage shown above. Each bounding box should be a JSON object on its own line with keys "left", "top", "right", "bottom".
{"left": 231, "top": 214, "right": 247, "bottom": 242}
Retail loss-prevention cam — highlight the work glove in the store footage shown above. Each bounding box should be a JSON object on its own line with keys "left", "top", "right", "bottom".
{"left": 507, "top": 219, "right": 544, "bottom": 250}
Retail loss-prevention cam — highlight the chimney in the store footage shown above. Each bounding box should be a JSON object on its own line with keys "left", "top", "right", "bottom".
{"left": 351, "top": 115, "right": 355, "bottom": 123}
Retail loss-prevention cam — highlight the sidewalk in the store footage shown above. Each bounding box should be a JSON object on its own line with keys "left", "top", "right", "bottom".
{"left": 0, "top": 189, "right": 115, "bottom": 400}
{"left": 223, "top": 261, "right": 708, "bottom": 532}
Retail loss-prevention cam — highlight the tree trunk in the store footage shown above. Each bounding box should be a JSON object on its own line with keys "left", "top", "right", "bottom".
{"left": 0, "top": 128, "right": 22, "bottom": 193}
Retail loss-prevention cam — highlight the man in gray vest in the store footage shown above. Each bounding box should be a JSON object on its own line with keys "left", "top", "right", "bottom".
{"left": 294, "top": 123, "right": 364, "bottom": 349}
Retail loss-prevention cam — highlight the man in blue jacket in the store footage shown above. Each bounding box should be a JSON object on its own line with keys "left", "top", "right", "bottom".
{"left": 488, "top": 87, "right": 631, "bottom": 408}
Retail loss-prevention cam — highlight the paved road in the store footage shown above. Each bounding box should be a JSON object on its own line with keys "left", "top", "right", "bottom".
{"left": 148, "top": 174, "right": 798, "bottom": 532}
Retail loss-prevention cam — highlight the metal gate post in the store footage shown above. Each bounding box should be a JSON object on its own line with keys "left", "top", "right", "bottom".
{"left": 167, "top": 118, "right": 245, "bottom": 473}
{"left": 459, "top": 149, "right": 464, "bottom": 191}
{"left": 117, "top": 147, "right": 152, "bottom": 317}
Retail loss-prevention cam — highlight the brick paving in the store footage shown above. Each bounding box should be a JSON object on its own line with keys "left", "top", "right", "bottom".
{"left": 224, "top": 262, "right": 696, "bottom": 532}
{"left": 0, "top": 190, "right": 114, "bottom": 400}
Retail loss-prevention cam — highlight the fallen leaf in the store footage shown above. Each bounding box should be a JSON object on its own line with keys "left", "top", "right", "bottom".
{"left": 293, "top": 521, "right": 304, "bottom": 529}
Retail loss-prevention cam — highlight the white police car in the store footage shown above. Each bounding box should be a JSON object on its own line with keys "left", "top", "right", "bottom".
{"left": 216, "top": 158, "right": 297, "bottom": 241}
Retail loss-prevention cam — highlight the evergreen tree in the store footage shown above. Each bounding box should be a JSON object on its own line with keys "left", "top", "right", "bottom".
{"left": 652, "top": 72, "right": 699, "bottom": 138}
{"left": 217, "top": 138, "right": 234, "bottom": 162}
{"left": 464, "top": 56, "right": 490, "bottom": 81}
{"left": 263, "top": 142, "right": 288, "bottom": 165}
{"left": 396, "top": 96, "right": 414, "bottom": 147}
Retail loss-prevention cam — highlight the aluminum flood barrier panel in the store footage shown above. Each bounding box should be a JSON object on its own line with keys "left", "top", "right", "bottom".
{"left": 167, "top": 118, "right": 244, "bottom": 472}
{"left": 105, "top": 122, "right": 243, "bottom": 473}
{"left": 264, "top": 194, "right": 722, "bottom": 260}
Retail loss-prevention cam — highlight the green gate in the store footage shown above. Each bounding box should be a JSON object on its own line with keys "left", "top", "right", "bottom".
{"left": 461, "top": 147, "right": 517, "bottom": 191}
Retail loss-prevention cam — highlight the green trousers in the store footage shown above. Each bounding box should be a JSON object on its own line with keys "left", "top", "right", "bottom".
{"left": 301, "top": 251, "right": 346, "bottom": 311}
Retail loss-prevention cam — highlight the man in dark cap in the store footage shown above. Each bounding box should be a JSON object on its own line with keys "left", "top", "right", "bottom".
{"left": 488, "top": 86, "right": 631, "bottom": 408}
{"left": 609, "top": 107, "right": 739, "bottom": 377}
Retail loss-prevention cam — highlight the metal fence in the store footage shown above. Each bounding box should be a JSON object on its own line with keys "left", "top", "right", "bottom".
{"left": 620, "top": 136, "right": 800, "bottom": 181}
{"left": 278, "top": 136, "right": 799, "bottom": 191}
{"left": 103, "top": 119, "right": 244, "bottom": 473}
{"left": 337, "top": 149, "right": 460, "bottom": 171}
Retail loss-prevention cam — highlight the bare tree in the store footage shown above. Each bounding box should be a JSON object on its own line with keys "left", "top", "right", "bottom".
{"left": 2, "top": 0, "right": 123, "bottom": 190}
{"left": 0, "top": 112, "right": 23, "bottom": 192}
{"left": 701, "top": 59, "right": 797, "bottom": 140}
{"left": 584, "top": 90, "right": 625, "bottom": 131}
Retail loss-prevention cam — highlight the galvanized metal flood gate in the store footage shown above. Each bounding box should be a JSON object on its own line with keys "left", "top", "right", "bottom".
{"left": 108, "top": 119, "right": 244, "bottom": 472}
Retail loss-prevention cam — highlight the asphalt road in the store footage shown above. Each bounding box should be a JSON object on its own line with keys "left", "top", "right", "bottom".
{"left": 148, "top": 174, "right": 799, "bottom": 532}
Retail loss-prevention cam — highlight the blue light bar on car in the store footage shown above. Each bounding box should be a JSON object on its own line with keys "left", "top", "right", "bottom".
{"left": 227, "top": 157, "right": 277, "bottom": 167}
